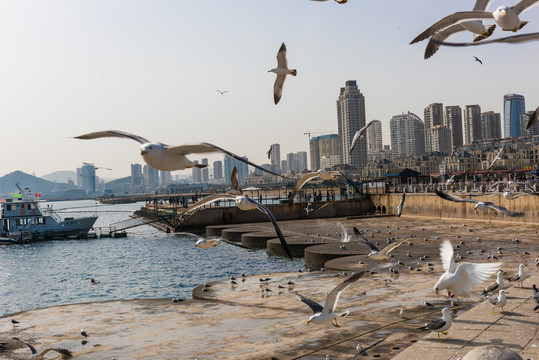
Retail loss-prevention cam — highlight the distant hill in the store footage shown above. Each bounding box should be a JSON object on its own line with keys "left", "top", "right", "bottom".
{"left": 41, "top": 170, "right": 76, "bottom": 183}
{"left": 105, "top": 176, "right": 131, "bottom": 186}
{"left": 0, "top": 171, "right": 57, "bottom": 194}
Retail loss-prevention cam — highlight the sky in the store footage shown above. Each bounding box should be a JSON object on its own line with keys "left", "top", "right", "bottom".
{"left": 1, "top": 0, "right": 538, "bottom": 180}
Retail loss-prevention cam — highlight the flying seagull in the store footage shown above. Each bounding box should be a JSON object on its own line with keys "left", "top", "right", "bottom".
{"left": 435, "top": 190, "right": 524, "bottom": 217}
{"left": 509, "top": 264, "right": 531, "bottom": 288}
{"left": 215, "top": 89, "right": 229, "bottom": 94}
{"left": 305, "top": 202, "right": 314, "bottom": 218}
{"left": 418, "top": 307, "right": 453, "bottom": 341}
{"left": 288, "top": 170, "right": 361, "bottom": 203}
{"left": 82, "top": 162, "right": 112, "bottom": 171}
{"left": 473, "top": 56, "right": 483, "bottom": 64}
{"left": 353, "top": 227, "right": 408, "bottom": 261}
{"left": 481, "top": 269, "right": 506, "bottom": 296}
{"left": 182, "top": 167, "right": 293, "bottom": 260}
{"left": 396, "top": 192, "right": 406, "bottom": 217}
{"left": 434, "top": 240, "right": 501, "bottom": 298}
{"left": 411, "top": 1, "right": 539, "bottom": 45}
{"left": 487, "top": 144, "right": 506, "bottom": 171}
{"left": 487, "top": 289, "right": 508, "bottom": 314}
{"left": 74, "top": 130, "right": 285, "bottom": 178}
{"left": 296, "top": 271, "right": 362, "bottom": 327}
{"left": 174, "top": 232, "right": 251, "bottom": 250}
{"left": 349, "top": 120, "right": 374, "bottom": 154}
{"left": 421, "top": 0, "right": 497, "bottom": 59}
{"left": 268, "top": 43, "right": 297, "bottom": 105}
{"left": 13, "top": 337, "right": 72, "bottom": 359}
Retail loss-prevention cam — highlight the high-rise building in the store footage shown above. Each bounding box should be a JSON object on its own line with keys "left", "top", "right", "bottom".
{"left": 464, "top": 105, "right": 482, "bottom": 144}
{"left": 80, "top": 163, "right": 96, "bottom": 194}
{"left": 192, "top": 161, "right": 202, "bottom": 183}
{"left": 269, "top": 143, "right": 281, "bottom": 173}
{"left": 424, "top": 103, "right": 443, "bottom": 153}
{"left": 143, "top": 165, "right": 159, "bottom": 190}
{"left": 76, "top": 168, "right": 82, "bottom": 187}
{"left": 444, "top": 106, "right": 463, "bottom": 149}
{"left": 201, "top": 158, "right": 209, "bottom": 183}
{"left": 481, "top": 111, "right": 502, "bottom": 140}
{"left": 213, "top": 160, "right": 223, "bottom": 180}
{"left": 521, "top": 110, "right": 539, "bottom": 137}
{"left": 504, "top": 94, "right": 525, "bottom": 138}
{"left": 430, "top": 125, "right": 452, "bottom": 154}
{"left": 160, "top": 171, "right": 171, "bottom": 186}
{"left": 390, "top": 113, "right": 421, "bottom": 159}
{"left": 281, "top": 160, "right": 288, "bottom": 173}
{"left": 309, "top": 134, "right": 339, "bottom": 170}
{"left": 224, "top": 155, "right": 248, "bottom": 184}
{"left": 337, "top": 80, "right": 367, "bottom": 170}
{"left": 320, "top": 155, "right": 341, "bottom": 169}
{"left": 366, "top": 120, "right": 383, "bottom": 154}
{"left": 131, "top": 164, "right": 143, "bottom": 186}
{"left": 286, "top": 151, "right": 308, "bottom": 172}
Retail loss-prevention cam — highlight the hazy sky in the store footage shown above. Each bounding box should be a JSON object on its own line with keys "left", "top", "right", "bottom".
{"left": 1, "top": 0, "right": 538, "bottom": 179}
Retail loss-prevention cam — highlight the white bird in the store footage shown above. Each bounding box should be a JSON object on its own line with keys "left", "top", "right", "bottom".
{"left": 421, "top": 0, "right": 497, "bottom": 59}
{"left": 481, "top": 269, "right": 506, "bottom": 296}
{"left": 487, "top": 289, "right": 508, "bottom": 314}
{"left": 74, "top": 130, "right": 283, "bottom": 177}
{"left": 434, "top": 240, "right": 501, "bottom": 298}
{"left": 348, "top": 120, "right": 374, "bottom": 154}
{"left": 446, "top": 174, "right": 457, "bottom": 186}
{"left": 487, "top": 144, "right": 507, "bottom": 171}
{"left": 435, "top": 190, "right": 524, "bottom": 217}
{"left": 353, "top": 227, "right": 407, "bottom": 261}
{"left": 503, "top": 191, "right": 521, "bottom": 200}
{"left": 417, "top": 307, "right": 453, "bottom": 341}
{"left": 174, "top": 232, "right": 250, "bottom": 250}
{"left": 430, "top": 30, "right": 539, "bottom": 48}
{"left": 296, "top": 271, "right": 362, "bottom": 327}
{"left": 82, "top": 161, "right": 112, "bottom": 171}
{"left": 305, "top": 202, "right": 314, "bottom": 218}
{"left": 288, "top": 170, "right": 360, "bottom": 203}
{"left": 509, "top": 264, "right": 531, "bottom": 288}
{"left": 411, "top": 1, "right": 539, "bottom": 45}
{"left": 13, "top": 337, "right": 72, "bottom": 359}
{"left": 183, "top": 167, "right": 293, "bottom": 260}
{"left": 396, "top": 192, "right": 406, "bottom": 217}
{"left": 268, "top": 43, "right": 297, "bottom": 105}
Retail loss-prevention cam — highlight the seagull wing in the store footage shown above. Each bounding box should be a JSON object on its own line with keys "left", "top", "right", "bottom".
{"left": 200, "top": 142, "right": 287, "bottom": 179}
{"left": 250, "top": 199, "right": 293, "bottom": 260}
{"left": 440, "top": 240, "right": 457, "bottom": 273}
{"left": 487, "top": 294, "right": 499, "bottom": 305}
{"left": 12, "top": 338, "right": 37, "bottom": 356}
{"left": 380, "top": 238, "right": 408, "bottom": 256}
{"left": 324, "top": 271, "right": 363, "bottom": 314}
{"left": 513, "top": 0, "right": 539, "bottom": 14}
{"left": 39, "top": 348, "right": 73, "bottom": 357}
{"left": 411, "top": 11, "right": 494, "bottom": 44}
{"left": 296, "top": 293, "right": 324, "bottom": 314}
{"left": 420, "top": 318, "right": 447, "bottom": 331}
{"left": 276, "top": 42, "right": 288, "bottom": 68}
{"left": 454, "top": 262, "right": 502, "bottom": 294}
{"left": 353, "top": 227, "right": 381, "bottom": 252}
{"left": 173, "top": 232, "right": 202, "bottom": 240}
{"left": 397, "top": 192, "right": 406, "bottom": 216}
{"left": 184, "top": 194, "right": 237, "bottom": 215}
{"left": 74, "top": 130, "right": 150, "bottom": 144}
{"left": 219, "top": 238, "right": 253, "bottom": 250}
{"left": 274, "top": 74, "right": 286, "bottom": 105}
{"left": 231, "top": 166, "right": 240, "bottom": 192}
{"left": 436, "top": 190, "right": 478, "bottom": 204}
{"left": 289, "top": 172, "right": 321, "bottom": 203}
{"left": 526, "top": 106, "right": 539, "bottom": 129}
{"left": 433, "top": 32, "right": 539, "bottom": 47}
{"left": 338, "top": 172, "right": 362, "bottom": 195}
{"left": 485, "top": 202, "right": 525, "bottom": 217}
{"left": 166, "top": 143, "right": 219, "bottom": 155}
{"left": 348, "top": 120, "right": 374, "bottom": 154}
{"left": 473, "top": 0, "right": 494, "bottom": 10}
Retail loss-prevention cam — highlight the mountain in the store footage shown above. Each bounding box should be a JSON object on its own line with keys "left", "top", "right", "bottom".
{"left": 41, "top": 170, "right": 77, "bottom": 183}
{"left": 0, "top": 171, "right": 57, "bottom": 194}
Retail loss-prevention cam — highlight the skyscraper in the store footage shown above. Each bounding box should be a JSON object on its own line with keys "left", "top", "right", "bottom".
{"left": 390, "top": 113, "right": 420, "bottom": 159}
{"left": 337, "top": 80, "right": 367, "bottom": 170}
{"left": 224, "top": 155, "right": 248, "bottom": 184}
{"left": 131, "top": 163, "right": 143, "bottom": 186}
{"left": 269, "top": 143, "right": 281, "bottom": 173}
{"left": 444, "top": 106, "right": 463, "bottom": 149}
{"left": 160, "top": 170, "right": 171, "bottom": 186}
{"left": 430, "top": 125, "right": 452, "bottom": 154}
{"left": 464, "top": 105, "right": 482, "bottom": 144}
{"left": 143, "top": 165, "right": 159, "bottom": 190}
{"left": 424, "top": 103, "right": 443, "bottom": 153}
{"left": 192, "top": 161, "right": 202, "bottom": 183}
{"left": 503, "top": 94, "right": 525, "bottom": 138}
{"left": 481, "top": 111, "right": 502, "bottom": 140}
{"left": 201, "top": 158, "right": 209, "bottom": 183}
{"left": 366, "top": 120, "right": 383, "bottom": 154}
{"left": 309, "top": 134, "right": 339, "bottom": 170}
{"left": 80, "top": 163, "right": 96, "bottom": 194}
{"left": 213, "top": 160, "right": 223, "bottom": 180}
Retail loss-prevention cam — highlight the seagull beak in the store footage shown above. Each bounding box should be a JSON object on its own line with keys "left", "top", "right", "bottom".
{"left": 307, "top": 320, "right": 311, "bottom": 324}
{"left": 141, "top": 150, "right": 147, "bottom": 155}
{"left": 501, "top": 10, "right": 506, "bottom": 15}
{"left": 366, "top": 255, "right": 370, "bottom": 259}
{"left": 435, "top": 289, "right": 439, "bottom": 295}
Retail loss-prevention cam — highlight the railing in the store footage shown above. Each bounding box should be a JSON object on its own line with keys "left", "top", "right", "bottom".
{"left": 40, "top": 206, "right": 63, "bottom": 223}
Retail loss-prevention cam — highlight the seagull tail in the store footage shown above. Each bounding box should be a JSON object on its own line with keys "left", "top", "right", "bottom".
{"left": 290, "top": 69, "right": 297, "bottom": 76}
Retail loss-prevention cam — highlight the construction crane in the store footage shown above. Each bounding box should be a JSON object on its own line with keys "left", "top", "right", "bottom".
{"left": 303, "top": 131, "right": 333, "bottom": 141}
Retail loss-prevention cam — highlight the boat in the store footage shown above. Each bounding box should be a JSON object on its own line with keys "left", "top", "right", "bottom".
{"left": 0, "top": 183, "right": 98, "bottom": 241}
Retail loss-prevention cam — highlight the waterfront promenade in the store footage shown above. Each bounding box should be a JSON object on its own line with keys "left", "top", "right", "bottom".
{"left": 1, "top": 216, "right": 538, "bottom": 359}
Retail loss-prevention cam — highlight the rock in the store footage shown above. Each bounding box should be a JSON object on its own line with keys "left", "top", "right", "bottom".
{"left": 462, "top": 345, "right": 522, "bottom": 360}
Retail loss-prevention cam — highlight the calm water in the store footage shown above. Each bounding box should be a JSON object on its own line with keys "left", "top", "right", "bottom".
{"left": 0, "top": 200, "right": 303, "bottom": 317}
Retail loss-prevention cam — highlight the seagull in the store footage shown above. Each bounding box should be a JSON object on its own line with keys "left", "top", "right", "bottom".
{"left": 74, "top": 130, "right": 284, "bottom": 178}
{"left": 268, "top": 42, "right": 296, "bottom": 105}
{"left": 353, "top": 227, "right": 407, "bottom": 261}
{"left": 12, "top": 338, "right": 72, "bottom": 359}
{"left": 174, "top": 232, "right": 251, "bottom": 250}
{"left": 431, "top": 30, "right": 539, "bottom": 48}
{"left": 215, "top": 89, "right": 229, "bottom": 94}
{"left": 487, "top": 289, "right": 508, "bottom": 314}
{"left": 348, "top": 120, "right": 374, "bottom": 154}
{"left": 296, "top": 271, "right": 362, "bottom": 327}
{"left": 411, "top": 1, "right": 539, "bottom": 45}
{"left": 473, "top": 56, "right": 483, "bottom": 64}
{"left": 305, "top": 202, "right": 314, "bottom": 218}
{"left": 182, "top": 167, "right": 293, "bottom": 260}
{"left": 288, "top": 169, "right": 360, "bottom": 203}
{"left": 435, "top": 190, "right": 524, "bottom": 217}
{"left": 434, "top": 240, "right": 501, "bottom": 298}
{"left": 418, "top": 307, "right": 453, "bottom": 341}
{"left": 503, "top": 191, "right": 522, "bottom": 200}
{"left": 85, "top": 278, "right": 100, "bottom": 285}
{"left": 532, "top": 284, "right": 539, "bottom": 311}
{"left": 80, "top": 329, "right": 88, "bottom": 338}
{"left": 487, "top": 144, "right": 507, "bottom": 170}
{"left": 82, "top": 162, "right": 112, "bottom": 171}
{"left": 352, "top": 337, "right": 387, "bottom": 359}
{"left": 446, "top": 174, "right": 457, "bottom": 186}
{"left": 509, "top": 264, "right": 531, "bottom": 288}
{"left": 481, "top": 269, "right": 506, "bottom": 296}
{"left": 420, "top": 0, "right": 497, "bottom": 59}
{"left": 11, "top": 319, "right": 19, "bottom": 324}
{"left": 396, "top": 192, "right": 405, "bottom": 217}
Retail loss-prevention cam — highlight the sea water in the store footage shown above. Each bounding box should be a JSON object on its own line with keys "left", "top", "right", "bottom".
{"left": 0, "top": 200, "right": 303, "bottom": 317}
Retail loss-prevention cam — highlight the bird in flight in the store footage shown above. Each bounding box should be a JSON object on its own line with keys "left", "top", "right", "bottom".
{"left": 349, "top": 120, "right": 374, "bottom": 154}
{"left": 473, "top": 56, "right": 483, "bottom": 64}
{"left": 82, "top": 162, "right": 112, "bottom": 171}
{"left": 215, "top": 89, "right": 229, "bottom": 94}
{"left": 268, "top": 43, "right": 297, "bottom": 105}
{"left": 175, "top": 232, "right": 251, "bottom": 250}
{"left": 436, "top": 190, "right": 524, "bottom": 217}
{"left": 353, "top": 227, "right": 408, "bottom": 261}
{"left": 13, "top": 337, "right": 72, "bottom": 359}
